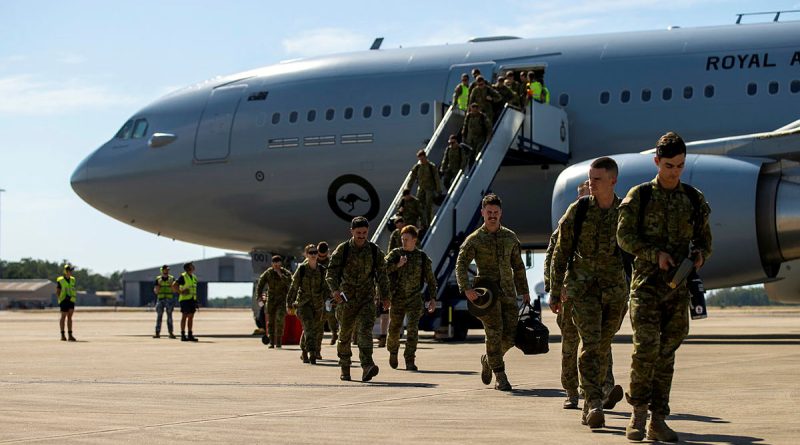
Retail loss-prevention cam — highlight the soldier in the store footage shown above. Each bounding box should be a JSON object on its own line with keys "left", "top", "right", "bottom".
{"left": 551, "top": 157, "right": 628, "bottom": 429}
{"left": 618, "top": 132, "right": 712, "bottom": 442}
{"left": 256, "top": 255, "right": 293, "bottom": 349}
{"left": 290, "top": 244, "right": 328, "bottom": 365}
{"left": 317, "top": 241, "right": 338, "bottom": 346}
{"left": 441, "top": 134, "right": 470, "bottom": 188}
{"left": 544, "top": 180, "right": 589, "bottom": 409}
{"left": 453, "top": 73, "right": 470, "bottom": 112}
{"left": 409, "top": 150, "right": 442, "bottom": 230}
{"left": 468, "top": 68, "right": 482, "bottom": 91}
{"left": 456, "top": 194, "right": 530, "bottom": 391}
{"left": 153, "top": 265, "right": 176, "bottom": 339}
{"left": 462, "top": 103, "right": 492, "bottom": 166}
{"left": 326, "top": 216, "right": 392, "bottom": 382}
{"left": 172, "top": 262, "right": 199, "bottom": 342}
{"left": 56, "top": 264, "right": 78, "bottom": 342}
{"left": 398, "top": 189, "right": 422, "bottom": 229}
{"left": 468, "top": 76, "right": 502, "bottom": 122}
{"left": 505, "top": 70, "right": 527, "bottom": 105}
{"left": 384, "top": 225, "right": 437, "bottom": 371}
{"left": 388, "top": 216, "right": 405, "bottom": 252}
{"left": 498, "top": 77, "right": 522, "bottom": 109}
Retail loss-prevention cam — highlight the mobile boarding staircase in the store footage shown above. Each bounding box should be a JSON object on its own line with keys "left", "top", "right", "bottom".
{"left": 371, "top": 100, "right": 570, "bottom": 339}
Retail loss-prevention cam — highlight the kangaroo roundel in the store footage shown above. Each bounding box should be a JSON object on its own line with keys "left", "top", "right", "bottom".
{"left": 327, "top": 174, "right": 380, "bottom": 222}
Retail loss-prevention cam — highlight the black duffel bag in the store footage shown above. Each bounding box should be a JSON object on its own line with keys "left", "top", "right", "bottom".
{"left": 515, "top": 298, "right": 549, "bottom": 355}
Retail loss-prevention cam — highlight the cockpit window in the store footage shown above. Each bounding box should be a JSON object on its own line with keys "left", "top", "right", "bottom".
{"left": 132, "top": 118, "right": 148, "bottom": 139}
{"left": 115, "top": 120, "right": 133, "bottom": 139}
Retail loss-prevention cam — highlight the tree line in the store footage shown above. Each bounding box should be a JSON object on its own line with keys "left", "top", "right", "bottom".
{"left": 0, "top": 258, "right": 123, "bottom": 293}
{"left": 706, "top": 285, "right": 792, "bottom": 307}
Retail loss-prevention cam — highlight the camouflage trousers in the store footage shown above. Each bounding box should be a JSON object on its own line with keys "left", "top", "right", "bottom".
{"left": 298, "top": 303, "right": 324, "bottom": 354}
{"left": 442, "top": 168, "right": 459, "bottom": 190}
{"left": 570, "top": 278, "right": 628, "bottom": 408}
{"left": 464, "top": 136, "right": 486, "bottom": 165}
{"left": 628, "top": 280, "right": 689, "bottom": 415}
{"left": 266, "top": 299, "right": 287, "bottom": 346}
{"left": 336, "top": 297, "right": 377, "bottom": 368}
{"left": 417, "top": 187, "right": 435, "bottom": 229}
{"left": 319, "top": 308, "right": 338, "bottom": 347}
{"left": 478, "top": 294, "right": 518, "bottom": 372}
{"left": 386, "top": 298, "right": 424, "bottom": 360}
{"left": 556, "top": 299, "right": 580, "bottom": 394}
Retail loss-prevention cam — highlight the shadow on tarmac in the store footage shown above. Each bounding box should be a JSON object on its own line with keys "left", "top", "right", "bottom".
{"left": 510, "top": 388, "right": 564, "bottom": 398}
{"left": 546, "top": 334, "right": 800, "bottom": 346}
{"left": 680, "top": 432, "right": 766, "bottom": 444}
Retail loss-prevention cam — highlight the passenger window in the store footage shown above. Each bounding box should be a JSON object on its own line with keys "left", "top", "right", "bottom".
{"left": 769, "top": 81, "right": 779, "bottom": 95}
{"left": 363, "top": 106, "right": 373, "bottom": 118}
{"left": 792, "top": 80, "right": 800, "bottom": 94}
{"left": 326, "top": 108, "right": 335, "bottom": 121}
{"left": 641, "top": 89, "right": 651, "bottom": 102}
{"left": 683, "top": 86, "right": 693, "bottom": 99}
{"left": 289, "top": 111, "right": 298, "bottom": 123}
{"left": 401, "top": 103, "right": 411, "bottom": 116}
{"left": 307, "top": 110, "right": 316, "bottom": 122}
{"left": 559, "top": 93, "right": 569, "bottom": 107}
{"left": 599, "top": 91, "right": 610, "bottom": 104}
{"left": 344, "top": 107, "right": 354, "bottom": 119}
{"left": 271, "top": 113, "right": 280, "bottom": 124}
{"left": 132, "top": 119, "right": 148, "bottom": 139}
{"left": 662, "top": 87, "right": 672, "bottom": 101}
{"left": 115, "top": 120, "right": 133, "bottom": 139}
{"left": 420, "top": 102, "right": 430, "bottom": 115}
{"left": 747, "top": 82, "right": 757, "bottom": 96}
{"left": 382, "top": 105, "right": 391, "bottom": 117}
{"left": 704, "top": 85, "right": 715, "bottom": 98}
{"left": 620, "top": 90, "right": 630, "bottom": 103}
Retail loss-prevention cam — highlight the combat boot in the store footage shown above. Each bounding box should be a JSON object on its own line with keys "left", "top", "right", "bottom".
{"left": 647, "top": 413, "right": 678, "bottom": 442}
{"left": 494, "top": 371, "right": 511, "bottom": 391}
{"left": 626, "top": 405, "right": 648, "bottom": 441}
{"left": 389, "top": 353, "right": 399, "bottom": 369}
{"left": 603, "top": 385, "right": 624, "bottom": 410}
{"left": 586, "top": 407, "right": 605, "bottom": 429}
{"left": 563, "top": 390, "right": 579, "bottom": 410}
{"left": 60, "top": 332, "right": 67, "bottom": 341}
{"left": 340, "top": 367, "right": 351, "bottom": 381}
{"left": 480, "top": 355, "right": 492, "bottom": 385}
{"left": 330, "top": 332, "right": 338, "bottom": 345}
{"left": 301, "top": 350, "right": 309, "bottom": 363}
{"left": 68, "top": 332, "right": 77, "bottom": 342}
{"left": 153, "top": 332, "right": 160, "bottom": 339}
{"left": 362, "top": 364, "right": 379, "bottom": 382}
{"left": 168, "top": 332, "right": 176, "bottom": 339}
{"left": 309, "top": 353, "right": 317, "bottom": 365}
{"left": 405, "top": 358, "right": 417, "bottom": 371}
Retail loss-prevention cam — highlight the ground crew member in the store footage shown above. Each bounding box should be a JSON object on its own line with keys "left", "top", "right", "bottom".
{"left": 545, "top": 180, "right": 589, "bottom": 409}
{"left": 551, "top": 157, "right": 629, "bottom": 429}
{"left": 456, "top": 194, "right": 530, "bottom": 391}
{"left": 56, "top": 263, "right": 78, "bottom": 342}
{"left": 326, "top": 216, "right": 392, "bottom": 382}
{"left": 290, "top": 244, "right": 328, "bottom": 365}
{"left": 153, "top": 265, "right": 176, "bottom": 339}
{"left": 441, "top": 134, "right": 470, "bottom": 188}
{"left": 528, "top": 72, "right": 550, "bottom": 104}
{"left": 409, "top": 150, "right": 442, "bottom": 230}
{"left": 388, "top": 216, "right": 405, "bottom": 252}
{"left": 618, "top": 131, "right": 712, "bottom": 442}
{"left": 468, "top": 76, "right": 502, "bottom": 122}
{"left": 172, "top": 262, "right": 199, "bottom": 342}
{"left": 256, "top": 255, "right": 293, "bottom": 349}
{"left": 398, "top": 189, "right": 422, "bottom": 229}
{"left": 462, "top": 103, "right": 492, "bottom": 166}
{"left": 453, "top": 73, "right": 470, "bottom": 111}
{"left": 385, "top": 225, "right": 437, "bottom": 371}
{"left": 317, "top": 241, "right": 338, "bottom": 346}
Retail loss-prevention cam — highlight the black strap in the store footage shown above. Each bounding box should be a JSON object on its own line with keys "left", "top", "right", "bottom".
{"left": 567, "top": 196, "right": 590, "bottom": 268}
{"left": 340, "top": 241, "right": 378, "bottom": 282}
{"left": 637, "top": 182, "right": 702, "bottom": 230}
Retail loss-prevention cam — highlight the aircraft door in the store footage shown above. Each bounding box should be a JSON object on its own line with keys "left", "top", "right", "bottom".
{"left": 443, "top": 62, "right": 496, "bottom": 106}
{"left": 194, "top": 84, "right": 247, "bottom": 162}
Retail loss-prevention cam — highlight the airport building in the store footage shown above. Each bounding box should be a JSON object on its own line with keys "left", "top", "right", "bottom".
{"left": 0, "top": 279, "right": 56, "bottom": 309}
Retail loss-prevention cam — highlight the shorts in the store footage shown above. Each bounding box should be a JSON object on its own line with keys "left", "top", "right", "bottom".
{"left": 180, "top": 300, "right": 197, "bottom": 314}
{"left": 59, "top": 300, "right": 75, "bottom": 312}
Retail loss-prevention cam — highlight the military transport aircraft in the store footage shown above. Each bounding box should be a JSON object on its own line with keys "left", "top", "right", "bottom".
{"left": 71, "top": 12, "right": 800, "bottom": 308}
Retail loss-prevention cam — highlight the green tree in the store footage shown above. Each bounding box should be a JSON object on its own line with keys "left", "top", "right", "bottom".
{"left": 0, "top": 258, "right": 123, "bottom": 292}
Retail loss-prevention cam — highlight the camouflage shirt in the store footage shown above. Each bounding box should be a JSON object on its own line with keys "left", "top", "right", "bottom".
{"left": 287, "top": 262, "right": 327, "bottom": 309}
{"left": 325, "top": 239, "right": 392, "bottom": 302}
{"left": 462, "top": 112, "right": 492, "bottom": 144}
{"left": 617, "top": 177, "right": 713, "bottom": 290}
{"left": 410, "top": 161, "right": 442, "bottom": 193}
{"left": 551, "top": 195, "right": 625, "bottom": 293}
{"left": 468, "top": 85, "right": 501, "bottom": 113}
{"left": 388, "top": 228, "right": 402, "bottom": 252}
{"left": 495, "top": 84, "right": 521, "bottom": 108}
{"left": 543, "top": 229, "right": 559, "bottom": 294}
{"left": 256, "top": 267, "right": 293, "bottom": 303}
{"left": 385, "top": 247, "right": 437, "bottom": 303}
{"left": 455, "top": 224, "right": 529, "bottom": 299}
{"left": 399, "top": 197, "right": 422, "bottom": 228}
{"left": 442, "top": 143, "right": 469, "bottom": 174}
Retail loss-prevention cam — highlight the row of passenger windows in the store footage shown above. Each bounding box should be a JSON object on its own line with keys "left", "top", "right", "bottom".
{"left": 270, "top": 102, "right": 431, "bottom": 125}
{"left": 583, "top": 79, "right": 800, "bottom": 106}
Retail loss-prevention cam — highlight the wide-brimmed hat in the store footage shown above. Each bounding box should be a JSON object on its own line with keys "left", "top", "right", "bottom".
{"left": 467, "top": 276, "right": 500, "bottom": 318}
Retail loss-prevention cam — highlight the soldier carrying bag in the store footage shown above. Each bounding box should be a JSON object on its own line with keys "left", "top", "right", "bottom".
{"left": 515, "top": 297, "right": 549, "bottom": 355}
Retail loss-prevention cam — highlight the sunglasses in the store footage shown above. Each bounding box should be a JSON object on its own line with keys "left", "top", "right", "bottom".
{"left": 308, "top": 251, "right": 318, "bottom": 255}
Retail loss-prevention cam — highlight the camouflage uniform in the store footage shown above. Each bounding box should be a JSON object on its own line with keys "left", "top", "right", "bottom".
{"left": 385, "top": 247, "right": 437, "bottom": 361}
{"left": 317, "top": 256, "right": 338, "bottom": 347}
{"left": 409, "top": 162, "right": 442, "bottom": 229}
{"left": 456, "top": 225, "right": 529, "bottom": 372}
{"left": 462, "top": 111, "right": 492, "bottom": 165}
{"left": 388, "top": 229, "right": 402, "bottom": 252}
{"left": 326, "top": 239, "right": 392, "bottom": 369}
{"left": 495, "top": 83, "right": 521, "bottom": 108}
{"left": 441, "top": 142, "right": 470, "bottom": 188}
{"left": 256, "top": 266, "right": 293, "bottom": 346}
{"left": 552, "top": 196, "right": 628, "bottom": 409}
{"left": 399, "top": 197, "right": 423, "bottom": 229}
{"left": 288, "top": 261, "right": 328, "bottom": 356}
{"left": 468, "top": 85, "right": 501, "bottom": 122}
{"left": 617, "top": 178, "right": 712, "bottom": 415}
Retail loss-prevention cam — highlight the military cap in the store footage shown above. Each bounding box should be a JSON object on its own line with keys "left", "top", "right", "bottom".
{"left": 467, "top": 276, "right": 499, "bottom": 318}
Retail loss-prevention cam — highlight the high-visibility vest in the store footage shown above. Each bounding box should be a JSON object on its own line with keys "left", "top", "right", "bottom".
{"left": 456, "top": 83, "right": 469, "bottom": 111}
{"left": 56, "top": 276, "right": 77, "bottom": 304}
{"left": 155, "top": 274, "right": 175, "bottom": 299}
{"left": 528, "top": 82, "right": 551, "bottom": 104}
{"left": 541, "top": 87, "right": 550, "bottom": 104}
{"left": 179, "top": 272, "right": 197, "bottom": 302}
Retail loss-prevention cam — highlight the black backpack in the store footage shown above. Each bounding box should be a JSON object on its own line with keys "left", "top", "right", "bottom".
{"left": 515, "top": 297, "right": 549, "bottom": 355}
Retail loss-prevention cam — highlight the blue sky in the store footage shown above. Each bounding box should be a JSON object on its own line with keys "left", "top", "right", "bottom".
{"left": 0, "top": 0, "right": 797, "bottom": 296}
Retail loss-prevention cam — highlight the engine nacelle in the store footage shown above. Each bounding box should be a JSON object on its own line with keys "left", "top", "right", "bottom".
{"left": 551, "top": 153, "right": 800, "bottom": 291}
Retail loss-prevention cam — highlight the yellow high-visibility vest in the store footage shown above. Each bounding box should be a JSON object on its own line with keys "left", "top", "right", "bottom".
{"left": 56, "top": 276, "right": 77, "bottom": 304}
{"left": 155, "top": 274, "right": 175, "bottom": 299}
{"left": 456, "top": 84, "right": 469, "bottom": 111}
{"left": 179, "top": 272, "right": 197, "bottom": 302}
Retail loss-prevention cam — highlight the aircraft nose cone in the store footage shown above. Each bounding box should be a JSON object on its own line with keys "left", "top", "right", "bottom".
{"left": 70, "top": 153, "right": 91, "bottom": 200}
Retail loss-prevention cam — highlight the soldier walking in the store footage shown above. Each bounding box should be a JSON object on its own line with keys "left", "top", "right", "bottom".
{"left": 398, "top": 189, "right": 422, "bottom": 229}
{"left": 326, "top": 216, "right": 392, "bottom": 382}
{"left": 256, "top": 255, "right": 293, "bottom": 348}
{"left": 468, "top": 76, "right": 501, "bottom": 122}
{"left": 455, "top": 194, "right": 530, "bottom": 391}
{"left": 441, "top": 134, "right": 471, "bottom": 188}
{"left": 317, "top": 241, "right": 339, "bottom": 346}
{"left": 617, "top": 132, "right": 712, "bottom": 442}
{"left": 290, "top": 244, "right": 328, "bottom": 365}
{"left": 384, "top": 225, "right": 437, "bottom": 371}
{"left": 409, "top": 150, "right": 442, "bottom": 230}
{"left": 153, "top": 265, "right": 176, "bottom": 339}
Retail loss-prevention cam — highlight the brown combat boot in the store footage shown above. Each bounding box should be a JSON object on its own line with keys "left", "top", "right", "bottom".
{"left": 362, "top": 364, "right": 379, "bottom": 382}
{"left": 603, "top": 384, "right": 624, "bottom": 410}
{"left": 480, "top": 355, "right": 492, "bottom": 385}
{"left": 586, "top": 406, "right": 605, "bottom": 429}
{"left": 647, "top": 413, "right": 678, "bottom": 442}
{"left": 563, "top": 389, "right": 579, "bottom": 410}
{"left": 405, "top": 358, "right": 417, "bottom": 371}
{"left": 494, "top": 371, "right": 512, "bottom": 391}
{"left": 340, "top": 366, "right": 351, "bottom": 381}
{"left": 626, "top": 405, "right": 648, "bottom": 441}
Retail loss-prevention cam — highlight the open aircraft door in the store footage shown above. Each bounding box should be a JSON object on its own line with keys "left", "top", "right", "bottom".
{"left": 194, "top": 84, "right": 247, "bottom": 163}
{"left": 443, "top": 62, "right": 496, "bottom": 106}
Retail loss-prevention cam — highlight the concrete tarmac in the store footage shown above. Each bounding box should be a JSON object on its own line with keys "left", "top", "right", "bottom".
{"left": 1, "top": 307, "right": 799, "bottom": 444}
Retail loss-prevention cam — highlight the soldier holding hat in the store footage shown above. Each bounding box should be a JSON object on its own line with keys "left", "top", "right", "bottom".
{"left": 153, "top": 265, "right": 176, "bottom": 339}
{"left": 256, "top": 255, "right": 293, "bottom": 349}
{"left": 56, "top": 263, "right": 78, "bottom": 342}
